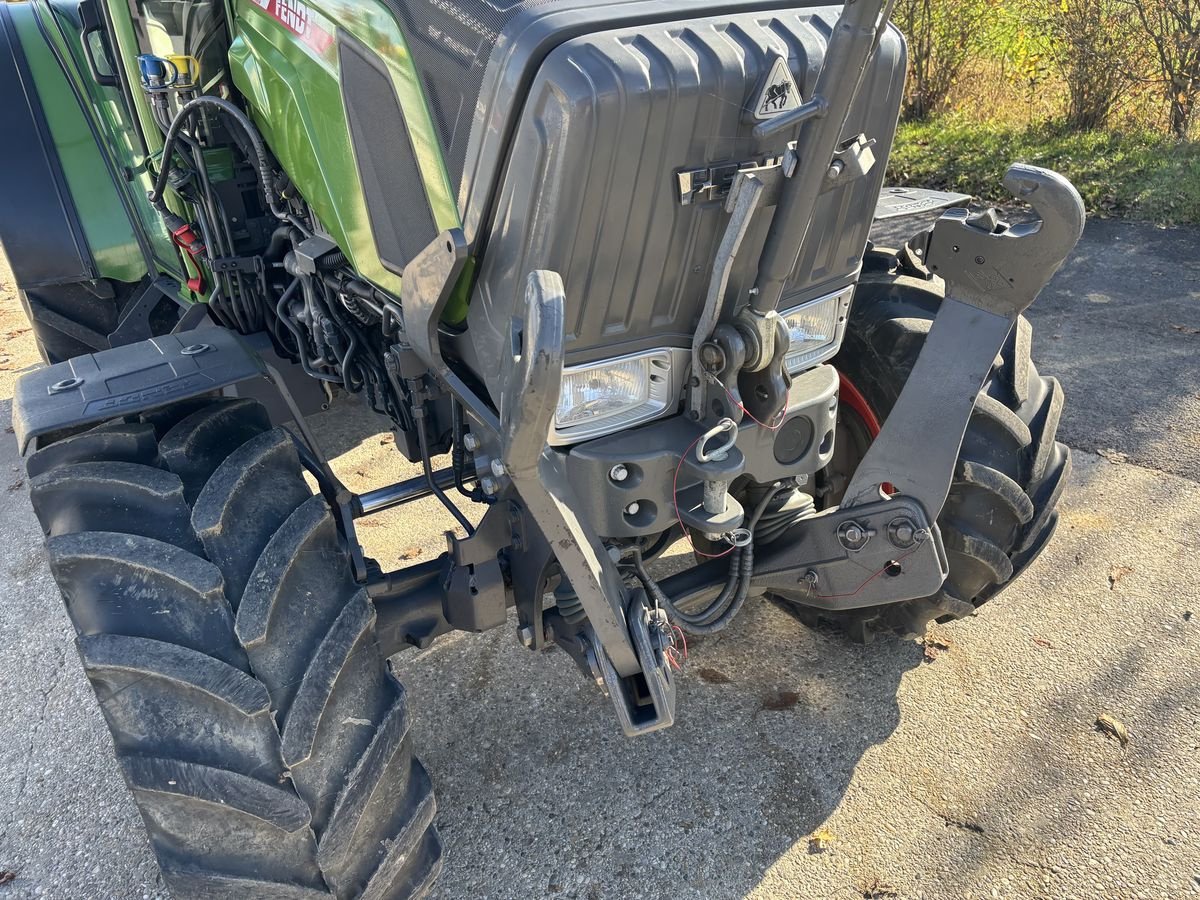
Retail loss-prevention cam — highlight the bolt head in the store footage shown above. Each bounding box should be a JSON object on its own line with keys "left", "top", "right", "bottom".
{"left": 480, "top": 476, "right": 500, "bottom": 496}
{"left": 49, "top": 377, "right": 84, "bottom": 394}
{"left": 838, "top": 520, "right": 872, "bottom": 551}
{"left": 490, "top": 458, "right": 506, "bottom": 478}
{"left": 609, "top": 464, "right": 629, "bottom": 483}
{"left": 625, "top": 501, "right": 641, "bottom": 516}
{"left": 463, "top": 433, "right": 481, "bottom": 452}
{"left": 888, "top": 516, "right": 919, "bottom": 549}
{"left": 180, "top": 343, "right": 212, "bottom": 356}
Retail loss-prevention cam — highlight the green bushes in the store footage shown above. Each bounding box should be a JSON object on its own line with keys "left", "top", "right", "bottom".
{"left": 888, "top": 116, "right": 1200, "bottom": 223}
{"left": 894, "top": 0, "right": 1200, "bottom": 139}
{"left": 890, "top": 0, "right": 1200, "bottom": 222}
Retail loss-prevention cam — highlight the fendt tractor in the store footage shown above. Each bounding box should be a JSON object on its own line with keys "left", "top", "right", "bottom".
{"left": 0, "top": 0, "right": 1083, "bottom": 895}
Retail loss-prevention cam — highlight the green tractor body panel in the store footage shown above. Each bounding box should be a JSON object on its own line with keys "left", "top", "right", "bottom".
{"left": 226, "top": 0, "right": 462, "bottom": 309}
{"left": 1, "top": 1, "right": 170, "bottom": 287}
{"left": 10, "top": 3, "right": 146, "bottom": 284}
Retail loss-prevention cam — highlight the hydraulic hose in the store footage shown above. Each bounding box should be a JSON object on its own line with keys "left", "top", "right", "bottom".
{"left": 148, "top": 95, "right": 309, "bottom": 234}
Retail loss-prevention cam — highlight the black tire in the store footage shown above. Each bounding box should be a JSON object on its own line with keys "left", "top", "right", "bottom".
{"left": 796, "top": 250, "right": 1070, "bottom": 639}
{"left": 25, "top": 397, "right": 441, "bottom": 899}
{"left": 18, "top": 279, "right": 177, "bottom": 365}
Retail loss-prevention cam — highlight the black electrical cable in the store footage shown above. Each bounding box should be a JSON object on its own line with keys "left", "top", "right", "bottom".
{"left": 451, "top": 399, "right": 485, "bottom": 502}
{"left": 633, "top": 482, "right": 785, "bottom": 635}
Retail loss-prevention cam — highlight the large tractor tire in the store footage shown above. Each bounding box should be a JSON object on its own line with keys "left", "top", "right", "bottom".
{"left": 25, "top": 397, "right": 441, "bottom": 899}
{"left": 799, "top": 249, "right": 1070, "bottom": 640}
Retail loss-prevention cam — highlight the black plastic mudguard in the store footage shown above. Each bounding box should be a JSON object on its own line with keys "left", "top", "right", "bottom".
{"left": 12, "top": 330, "right": 266, "bottom": 453}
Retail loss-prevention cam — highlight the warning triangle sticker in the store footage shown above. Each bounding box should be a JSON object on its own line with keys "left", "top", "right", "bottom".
{"left": 754, "top": 57, "right": 801, "bottom": 120}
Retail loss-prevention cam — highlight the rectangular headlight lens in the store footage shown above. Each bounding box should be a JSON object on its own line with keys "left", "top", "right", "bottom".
{"left": 554, "top": 349, "right": 675, "bottom": 440}
{"left": 781, "top": 287, "right": 853, "bottom": 373}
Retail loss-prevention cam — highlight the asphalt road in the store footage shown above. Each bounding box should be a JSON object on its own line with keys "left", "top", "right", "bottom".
{"left": 1, "top": 216, "right": 1198, "bottom": 900}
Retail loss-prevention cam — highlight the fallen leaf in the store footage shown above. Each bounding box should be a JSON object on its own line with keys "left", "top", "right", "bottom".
{"left": 0, "top": 871, "right": 15, "bottom": 885}
{"left": 808, "top": 826, "right": 837, "bottom": 852}
{"left": 399, "top": 546, "right": 423, "bottom": 560}
{"left": 1170, "top": 323, "right": 1200, "bottom": 335}
{"left": 697, "top": 667, "right": 733, "bottom": 685}
{"left": 1097, "top": 448, "right": 1128, "bottom": 464}
{"left": 1108, "top": 565, "right": 1134, "bottom": 590}
{"left": 761, "top": 689, "right": 800, "bottom": 711}
{"left": 1032, "top": 636, "right": 1057, "bottom": 650}
{"left": 1096, "top": 712, "right": 1130, "bottom": 747}
{"left": 922, "top": 632, "right": 953, "bottom": 661}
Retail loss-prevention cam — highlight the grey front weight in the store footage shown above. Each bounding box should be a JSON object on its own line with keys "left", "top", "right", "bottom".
{"left": 757, "top": 165, "right": 1085, "bottom": 610}
{"left": 500, "top": 271, "right": 676, "bottom": 737}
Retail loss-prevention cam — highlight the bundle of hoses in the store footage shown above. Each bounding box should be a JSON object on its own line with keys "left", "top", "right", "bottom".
{"left": 632, "top": 483, "right": 786, "bottom": 635}
{"left": 147, "top": 95, "right": 305, "bottom": 233}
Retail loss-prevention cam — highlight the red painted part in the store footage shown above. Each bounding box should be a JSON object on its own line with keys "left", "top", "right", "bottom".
{"left": 837, "top": 369, "right": 895, "bottom": 496}
{"left": 837, "top": 370, "right": 883, "bottom": 438}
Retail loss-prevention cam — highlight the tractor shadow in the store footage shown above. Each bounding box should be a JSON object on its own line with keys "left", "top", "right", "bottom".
{"left": 392, "top": 596, "right": 925, "bottom": 900}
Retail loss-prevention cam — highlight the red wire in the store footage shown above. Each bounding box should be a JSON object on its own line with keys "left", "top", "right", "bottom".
{"left": 671, "top": 384, "right": 788, "bottom": 558}
{"left": 671, "top": 625, "right": 688, "bottom": 660}
{"left": 812, "top": 544, "right": 923, "bottom": 600}
{"left": 670, "top": 371, "right": 914, "bottom": 606}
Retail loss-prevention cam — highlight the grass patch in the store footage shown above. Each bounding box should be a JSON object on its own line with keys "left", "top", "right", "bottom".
{"left": 888, "top": 116, "right": 1200, "bottom": 225}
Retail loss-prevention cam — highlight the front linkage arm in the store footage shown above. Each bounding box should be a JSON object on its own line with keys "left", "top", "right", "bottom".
{"left": 498, "top": 272, "right": 677, "bottom": 736}
{"left": 750, "top": 164, "right": 1086, "bottom": 610}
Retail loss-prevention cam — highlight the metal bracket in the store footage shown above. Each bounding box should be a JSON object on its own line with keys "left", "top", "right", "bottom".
{"left": 824, "top": 134, "right": 876, "bottom": 189}
{"left": 676, "top": 148, "right": 793, "bottom": 207}
{"left": 590, "top": 597, "right": 676, "bottom": 736}
{"left": 841, "top": 164, "right": 1085, "bottom": 521}
{"left": 108, "top": 275, "right": 186, "bottom": 347}
{"left": 751, "top": 495, "right": 948, "bottom": 610}
{"left": 689, "top": 172, "right": 766, "bottom": 418}
{"left": 444, "top": 504, "right": 510, "bottom": 632}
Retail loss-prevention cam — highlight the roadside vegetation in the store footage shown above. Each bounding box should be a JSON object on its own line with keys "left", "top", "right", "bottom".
{"left": 887, "top": 0, "right": 1200, "bottom": 224}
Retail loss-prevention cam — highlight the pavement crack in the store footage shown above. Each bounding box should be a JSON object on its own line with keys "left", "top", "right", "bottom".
{"left": 7, "top": 647, "right": 68, "bottom": 832}
{"left": 1076, "top": 446, "right": 1200, "bottom": 488}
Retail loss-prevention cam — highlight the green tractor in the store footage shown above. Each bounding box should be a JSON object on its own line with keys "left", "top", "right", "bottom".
{"left": 1, "top": 0, "right": 1080, "bottom": 896}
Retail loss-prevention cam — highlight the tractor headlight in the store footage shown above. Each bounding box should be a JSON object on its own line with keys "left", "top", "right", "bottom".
{"left": 553, "top": 349, "right": 683, "bottom": 444}
{"left": 780, "top": 286, "right": 854, "bottom": 374}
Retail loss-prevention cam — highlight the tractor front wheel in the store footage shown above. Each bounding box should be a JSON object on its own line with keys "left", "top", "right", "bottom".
{"left": 26, "top": 397, "right": 442, "bottom": 899}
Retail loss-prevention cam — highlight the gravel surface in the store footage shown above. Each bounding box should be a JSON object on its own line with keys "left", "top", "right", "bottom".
{"left": 1, "top": 218, "right": 1198, "bottom": 900}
